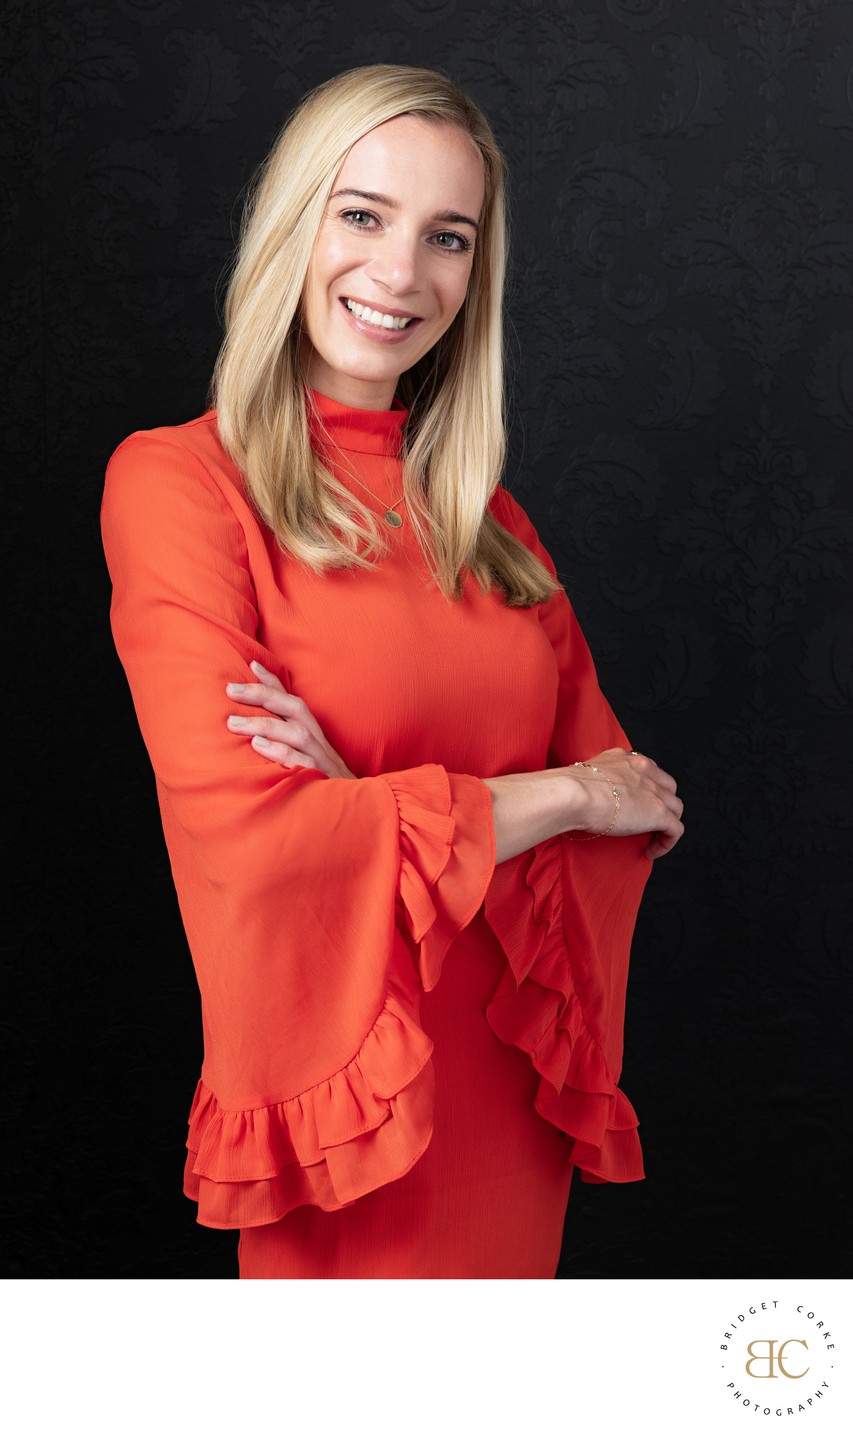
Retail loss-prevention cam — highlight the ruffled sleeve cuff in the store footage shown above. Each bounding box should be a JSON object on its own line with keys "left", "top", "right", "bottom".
{"left": 183, "top": 764, "right": 494, "bottom": 1229}
{"left": 483, "top": 837, "right": 645, "bottom": 1185}
{"left": 184, "top": 961, "right": 436, "bottom": 1229}
{"left": 379, "top": 764, "right": 496, "bottom": 992}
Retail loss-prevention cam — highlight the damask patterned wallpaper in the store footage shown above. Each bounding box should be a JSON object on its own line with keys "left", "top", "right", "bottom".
{"left": 4, "top": 0, "right": 851, "bottom": 1278}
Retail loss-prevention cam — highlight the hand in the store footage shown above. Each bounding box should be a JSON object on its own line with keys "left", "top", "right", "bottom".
{"left": 226, "top": 662, "right": 356, "bottom": 779}
{"left": 567, "top": 748, "right": 684, "bottom": 860}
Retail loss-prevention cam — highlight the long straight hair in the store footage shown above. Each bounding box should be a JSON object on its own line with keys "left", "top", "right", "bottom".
{"left": 211, "top": 64, "right": 559, "bottom": 605}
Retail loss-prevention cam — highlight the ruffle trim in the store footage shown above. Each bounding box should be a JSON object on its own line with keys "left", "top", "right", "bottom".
{"left": 380, "top": 765, "right": 495, "bottom": 992}
{"left": 383, "top": 764, "right": 455, "bottom": 944}
{"left": 483, "top": 837, "right": 645, "bottom": 1184}
{"left": 184, "top": 764, "right": 494, "bottom": 1229}
{"left": 184, "top": 978, "right": 435, "bottom": 1229}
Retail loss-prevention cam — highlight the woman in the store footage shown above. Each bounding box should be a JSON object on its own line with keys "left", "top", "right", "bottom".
{"left": 101, "top": 64, "right": 683, "bottom": 1279}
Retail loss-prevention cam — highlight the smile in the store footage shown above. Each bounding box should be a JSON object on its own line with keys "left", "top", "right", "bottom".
{"left": 342, "top": 298, "right": 417, "bottom": 331}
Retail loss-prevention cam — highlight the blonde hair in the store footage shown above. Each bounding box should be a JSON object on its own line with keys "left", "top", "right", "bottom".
{"left": 211, "top": 64, "right": 559, "bottom": 605}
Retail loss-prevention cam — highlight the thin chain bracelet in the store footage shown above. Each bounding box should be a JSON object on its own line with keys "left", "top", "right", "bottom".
{"left": 567, "top": 761, "right": 621, "bottom": 842}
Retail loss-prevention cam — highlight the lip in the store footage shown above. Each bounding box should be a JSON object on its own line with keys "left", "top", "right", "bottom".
{"left": 336, "top": 295, "right": 424, "bottom": 342}
{"left": 338, "top": 297, "right": 424, "bottom": 343}
{"left": 342, "top": 296, "right": 421, "bottom": 321}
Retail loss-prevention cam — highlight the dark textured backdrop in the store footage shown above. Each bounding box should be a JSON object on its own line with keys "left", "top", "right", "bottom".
{"left": 4, "top": 0, "right": 851, "bottom": 1279}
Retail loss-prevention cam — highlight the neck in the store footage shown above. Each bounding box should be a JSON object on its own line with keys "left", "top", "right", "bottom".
{"left": 301, "top": 340, "right": 398, "bottom": 411}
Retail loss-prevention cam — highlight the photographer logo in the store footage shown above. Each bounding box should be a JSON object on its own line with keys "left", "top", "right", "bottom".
{"left": 719, "top": 1298, "right": 837, "bottom": 1418}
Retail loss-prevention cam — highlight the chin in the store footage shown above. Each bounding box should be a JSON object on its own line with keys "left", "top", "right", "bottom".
{"left": 343, "top": 355, "right": 408, "bottom": 387}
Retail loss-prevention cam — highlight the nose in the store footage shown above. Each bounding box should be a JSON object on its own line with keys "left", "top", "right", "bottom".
{"left": 367, "top": 227, "right": 420, "bottom": 296}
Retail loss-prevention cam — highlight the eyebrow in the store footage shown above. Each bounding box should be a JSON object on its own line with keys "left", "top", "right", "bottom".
{"left": 329, "top": 187, "right": 480, "bottom": 232}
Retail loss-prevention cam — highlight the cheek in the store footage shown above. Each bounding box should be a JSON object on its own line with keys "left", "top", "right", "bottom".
{"left": 311, "top": 231, "right": 359, "bottom": 290}
{"left": 299, "top": 276, "right": 321, "bottom": 349}
{"left": 438, "top": 265, "right": 474, "bottom": 323}
{"left": 302, "top": 242, "right": 348, "bottom": 339}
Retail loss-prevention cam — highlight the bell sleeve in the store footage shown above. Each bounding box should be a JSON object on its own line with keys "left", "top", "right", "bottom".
{"left": 101, "top": 427, "right": 495, "bottom": 1229}
{"left": 483, "top": 488, "right": 652, "bottom": 1184}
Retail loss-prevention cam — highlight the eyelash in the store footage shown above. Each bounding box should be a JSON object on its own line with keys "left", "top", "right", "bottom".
{"left": 340, "top": 209, "right": 471, "bottom": 253}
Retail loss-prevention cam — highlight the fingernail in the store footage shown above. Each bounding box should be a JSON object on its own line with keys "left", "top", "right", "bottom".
{"left": 226, "top": 683, "right": 246, "bottom": 693}
{"left": 250, "top": 662, "right": 268, "bottom": 675}
{"left": 227, "top": 715, "right": 247, "bottom": 726}
{"left": 252, "top": 735, "right": 271, "bottom": 747}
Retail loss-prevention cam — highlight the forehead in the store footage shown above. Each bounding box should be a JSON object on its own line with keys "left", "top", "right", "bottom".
{"left": 332, "top": 114, "right": 486, "bottom": 214}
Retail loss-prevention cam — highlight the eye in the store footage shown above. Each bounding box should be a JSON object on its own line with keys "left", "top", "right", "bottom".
{"left": 341, "top": 208, "right": 378, "bottom": 230}
{"left": 432, "top": 231, "right": 471, "bottom": 253}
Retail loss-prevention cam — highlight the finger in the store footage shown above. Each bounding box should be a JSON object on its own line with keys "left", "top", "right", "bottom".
{"left": 226, "top": 680, "right": 290, "bottom": 706}
{"left": 654, "top": 789, "right": 683, "bottom": 820}
{"left": 249, "top": 661, "right": 287, "bottom": 691}
{"left": 226, "top": 683, "right": 314, "bottom": 724}
{"left": 632, "top": 764, "right": 678, "bottom": 798}
{"left": 251, "top": 734, "right": 316, "bottom": 769}
{"left": 228, "top": 713, "right": 316, "bottom": 754}
{"left": 645, "top": 818, "right": 685, "bottom": 859}
{"left": 629, "top": 752, "right": 677, "bottom": 794}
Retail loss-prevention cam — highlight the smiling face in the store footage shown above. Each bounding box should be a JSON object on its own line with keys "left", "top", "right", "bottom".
{"left": 300, "top": 114, "right": 486, "bottom": 410}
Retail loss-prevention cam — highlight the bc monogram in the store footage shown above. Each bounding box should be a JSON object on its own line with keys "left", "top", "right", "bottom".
{"left": 745, "top": 1340, "right": 809, "bottom": 1380}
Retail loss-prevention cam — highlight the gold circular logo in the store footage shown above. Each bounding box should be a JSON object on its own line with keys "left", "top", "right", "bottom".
{"left": 718, "top": 1296, "right": 838, "bottom": 1420}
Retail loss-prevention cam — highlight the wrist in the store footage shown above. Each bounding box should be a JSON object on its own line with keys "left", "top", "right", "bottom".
{"left": 561, "top": 767, "right": 619, "bottom": 840}
{"left": 559, "top": 770, "right": 599, "bottom": 834}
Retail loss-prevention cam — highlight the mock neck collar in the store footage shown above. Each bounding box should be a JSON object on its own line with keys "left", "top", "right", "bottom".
{"left": 306, "top": 388, "right": 408, "bottom": 456}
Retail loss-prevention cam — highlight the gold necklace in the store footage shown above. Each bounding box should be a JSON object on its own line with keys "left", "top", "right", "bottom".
{"left": 342, "top": 466, "right": 406, "bottom": 527}
{"left": 318, "top": 415, "right": 407, "bottom": 526}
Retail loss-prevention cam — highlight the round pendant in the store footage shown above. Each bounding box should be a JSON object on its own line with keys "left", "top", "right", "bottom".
{"left": 384, "top": 510, "right": 403, "bottom": 528}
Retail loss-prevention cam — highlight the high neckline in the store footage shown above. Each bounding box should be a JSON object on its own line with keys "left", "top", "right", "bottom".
{"left": 306, "top": 388, "right": 408, "bottom": 456}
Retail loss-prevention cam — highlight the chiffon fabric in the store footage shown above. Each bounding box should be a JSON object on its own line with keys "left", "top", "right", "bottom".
{"left": 101, "top": 389, "right": 651, "bottom": 1278}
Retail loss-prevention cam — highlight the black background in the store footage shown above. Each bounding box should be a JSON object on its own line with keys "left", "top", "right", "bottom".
{"left": 4, "top": 0, "right": 851, "bottom": 1279}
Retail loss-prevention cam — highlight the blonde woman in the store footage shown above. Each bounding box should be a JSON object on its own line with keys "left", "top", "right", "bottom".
{"left": 101, "top": 64, "right": 683, "bottom": 1279}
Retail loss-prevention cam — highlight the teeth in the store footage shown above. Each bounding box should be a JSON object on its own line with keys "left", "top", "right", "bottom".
{"left": 345, "top": 299, "right": 412, "bottom": 330}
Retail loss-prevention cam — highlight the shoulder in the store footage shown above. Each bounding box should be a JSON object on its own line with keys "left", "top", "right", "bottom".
{"left": 101, "top": 413, "right": 261, "bottom": 577}
{"left": 107, "top": 411, "right": 228, "bottom": 480}
{"left": 101, "top": 413, "right": 260, "bottom": 590}
{"left": 488, "top": 485, "right": 541, "bottom": 546}
{"left": 488, "top": 485, "right": 558, "bottom": 581}
{"left": 487, "top": 483, "right": 527, "bottom": 530}
{"left": 104, "top": 412, "right": 250, "bottom": 520}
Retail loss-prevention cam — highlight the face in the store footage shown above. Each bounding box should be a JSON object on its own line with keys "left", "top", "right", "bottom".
{"left": 300, "top": 114, "right": 486, "bottom": 410}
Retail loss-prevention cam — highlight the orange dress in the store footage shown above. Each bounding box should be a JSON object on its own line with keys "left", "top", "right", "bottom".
{"left": 101, "top": 391, "right": 651, "bottom": 1279}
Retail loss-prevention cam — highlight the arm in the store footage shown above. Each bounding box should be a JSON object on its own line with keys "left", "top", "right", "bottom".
{"left": 228, "top": 567, "right": 684, "bottom": 864}
{"left": 101, "top": 426, "right": 495, "bottom": 1227}
{"left": 476, "top": 489, "right": 675, "bottom": 1183}
{"left": 485, "top": 488, "right": 684, "bottom": 861}
{"left": 223, "top": 662, "right": 582, "bottom": 859}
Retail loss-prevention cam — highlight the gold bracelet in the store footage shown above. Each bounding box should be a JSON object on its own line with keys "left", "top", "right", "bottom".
{"left": 567, "top": 762, "right": 621, "bottom": 842}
